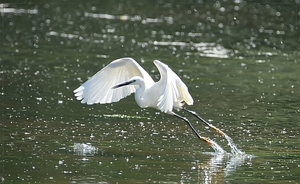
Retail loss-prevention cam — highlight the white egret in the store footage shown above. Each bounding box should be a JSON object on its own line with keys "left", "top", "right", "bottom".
{"left": 74, "top": 57, "right": 228, "bottom": 147}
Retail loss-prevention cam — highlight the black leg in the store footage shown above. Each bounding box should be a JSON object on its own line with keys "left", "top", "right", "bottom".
{"left": 173, "top": 112, "right": 213, "bottom": 146}
{"left": 183, "top": 108, "right": 227, "bottom": 137}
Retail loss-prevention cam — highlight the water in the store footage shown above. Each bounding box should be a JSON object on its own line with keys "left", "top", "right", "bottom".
{"left": 2, "top": 0, "right": 300, "bottom": 183}
{"left": 206, "top": 139, "right": 226, "bottom": 154}
{"left": 224, "top": 135, "right": 243, "bottom": 155}
{"left": 182, "top": 108, "right": 243, "bottom": 155}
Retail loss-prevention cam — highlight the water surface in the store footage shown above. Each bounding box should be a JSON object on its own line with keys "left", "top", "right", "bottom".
{"left": 1, "top": 0, "right": 300, "bottom": 183}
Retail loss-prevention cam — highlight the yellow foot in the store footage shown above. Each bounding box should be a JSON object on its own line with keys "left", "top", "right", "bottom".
{"left": 212, "top": 126, "right": 227, "bottom": 137}
{"left": 201, "top": 137, "right": 214, "bottom": 146}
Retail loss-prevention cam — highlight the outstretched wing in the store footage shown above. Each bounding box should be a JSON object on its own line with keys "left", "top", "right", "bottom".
{"left": 74, "top": 57, "right": 154, "bottom": 105}
{"left": 154, "top": 60, "right": 193, "bottom": 113}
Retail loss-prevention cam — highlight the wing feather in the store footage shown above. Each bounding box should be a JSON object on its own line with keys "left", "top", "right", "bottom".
{"left": 74, "top": 57, "right": 154, "bottom": 105}
{"left": 154, "top": 60, "right": 193, "bottom": 113}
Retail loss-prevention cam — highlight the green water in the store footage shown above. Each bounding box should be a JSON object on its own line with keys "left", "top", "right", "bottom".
{"left": 1, "top": 0, "right": 300, "bottom": 183}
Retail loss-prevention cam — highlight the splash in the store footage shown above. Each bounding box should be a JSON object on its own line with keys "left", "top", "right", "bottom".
{"left": 209, "top": 125, "right": 244, "bottom": 155}
{"left": 205, "top": 122, "right": 244, "bottom": 155}
{"left": 203, "top": 128, "right": 244, "bottom": 155}
{"left": 208, "top": 138, "right": 226, "bottom": 154}
{"left": 73, "top": 143, "right": 98, "bottom": 156}
{"left": 224, "top": 135, "right": 244, "bottom": 155}
{"left": 182, "top": 109, "right": 244, "bottom": 155}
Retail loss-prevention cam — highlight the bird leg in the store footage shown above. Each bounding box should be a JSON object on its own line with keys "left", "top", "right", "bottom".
{"left": 173, "top": 113, "right": 214, "bottom": 146}
{"left": 183, "top": 108, "right": 227, "bottom": 137}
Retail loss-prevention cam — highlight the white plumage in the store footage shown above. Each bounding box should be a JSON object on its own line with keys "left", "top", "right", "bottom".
{"left": 74, "top": 57, "right": 234, "bottom": 151}
{"left": 74, "top": 57, "right": 193, "bottom": 114}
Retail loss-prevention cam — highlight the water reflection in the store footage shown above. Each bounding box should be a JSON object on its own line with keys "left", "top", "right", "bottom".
{"left": 85, "top": 12, "right": 174, "bottom": 24}
{"left": 46, "top": 30, "right": 230, "bottom": 59}
{"left": 0, "top": 3, "right": 38, "bottom": 14}
{"left": 195, "top": 153, "right": 253, "bottom": 183}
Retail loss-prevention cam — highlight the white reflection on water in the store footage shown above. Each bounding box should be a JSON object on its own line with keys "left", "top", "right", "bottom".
{"left": 192, "top": 153, "right": 254, "bottom": 183}
{"left": 45, "top": 31, "right": 125, "bottom": 44}
{"left": 153, "top": 41, "right": 229, "bottom": 58}
{"left": 47, "top": 11, "right": 230, "bottom": 59}
{"left": 0, "top": 4, "right": 38, "bottom": 14}
{"left": 84, "top": 12, "right": 174, "bottom": 24}
{"left": 103, "top": 114, "right": 150, "bottom": 120}
{"left": 224, "top": 154, "right": 254, "bottom": 177}
{"left": 46, "top": 30, "right": 230, "bottom": 59}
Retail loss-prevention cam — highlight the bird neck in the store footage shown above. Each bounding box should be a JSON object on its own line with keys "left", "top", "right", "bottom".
{"left": 135, "top": 80, "right": 146, "bottom": 98}
{"left": 134, "top": 78, "right": 148, "bottom": 108}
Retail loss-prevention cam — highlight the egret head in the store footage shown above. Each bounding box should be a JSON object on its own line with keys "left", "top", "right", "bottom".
{"left": 112, "top": 76, "right": 143, "bottom": 89}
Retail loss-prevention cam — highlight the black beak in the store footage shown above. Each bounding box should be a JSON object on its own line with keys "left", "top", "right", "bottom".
{"left": 112, "top": 80, "right": 136, "bottom": 89}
